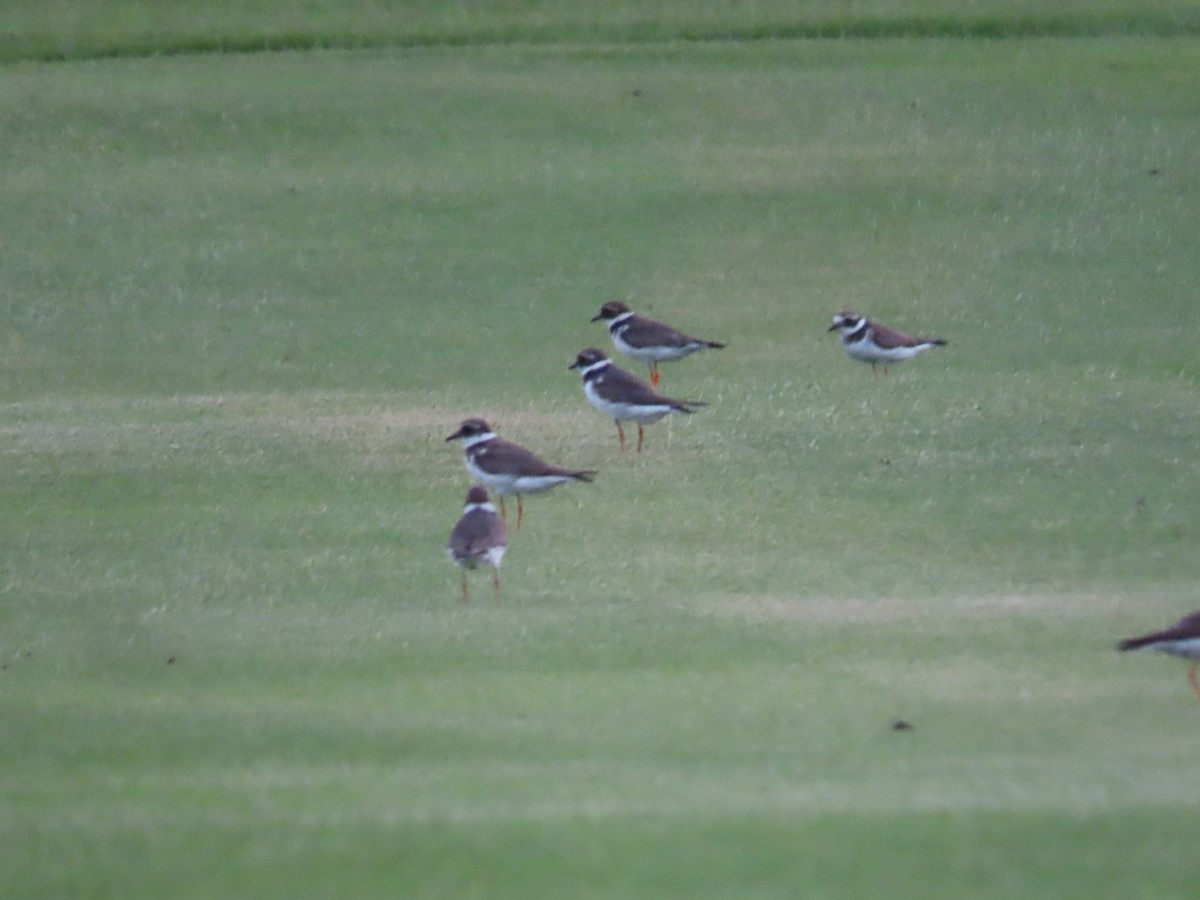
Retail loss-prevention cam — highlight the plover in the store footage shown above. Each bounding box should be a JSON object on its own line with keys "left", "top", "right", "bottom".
{"left": 568, "top": 347, "right": 704, "bottom": 453}
{"left": 445, "top": 418, "right": 595, "bottom": 529}
{"left": 591, "top": 300, "right": 725, "bottom": 387}
{"left": 1117, "top": 610, "right": 1200, "bottom": 702}
{"left": 827, "top": 311, "right": 946, "bottom": 377}
{"left": 447, "top": 485, "right": 507, "bottom": 602}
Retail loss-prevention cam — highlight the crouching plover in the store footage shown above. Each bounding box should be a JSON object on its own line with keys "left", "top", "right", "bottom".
{"left": 827, "top": 311, "right": 946, "bottom": 377}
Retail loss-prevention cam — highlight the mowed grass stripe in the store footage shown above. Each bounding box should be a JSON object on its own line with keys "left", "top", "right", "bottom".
{"left": 3, "top": 0, "right": 1200, "bottom": 63}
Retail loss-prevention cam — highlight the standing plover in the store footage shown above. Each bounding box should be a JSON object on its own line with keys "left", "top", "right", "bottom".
{"left": 569, "top": 348, "right": 704, "bottom": 453}
{"left": 591, "top": 300, "right": 725, "bottom": 387}
{"left": 447, "top": 485, "right": 507, "bottom": 602}
{"left": 445, "top": 418, "right": 595, "bottom": 529}
{"left": 1117, "top": 610, "right": 1200, "bottom": 702}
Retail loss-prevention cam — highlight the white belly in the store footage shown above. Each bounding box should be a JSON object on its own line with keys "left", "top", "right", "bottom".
{"left": 585, "top": 381, "right": 674, "bottom": 424}
{"left": 613, "top": 331, "right": 697, "bottom": 364}
{"left": 846, "top": 339, "right": 927, "bottom": 365}
{"left": 1153, "top": 637, "right": 1200, "bottom": 660}
{"left": 450, "top": 545, "right": 506, "bottom": 571}
{"left": 465, "top": 457, "right": 572, "bottom": 496}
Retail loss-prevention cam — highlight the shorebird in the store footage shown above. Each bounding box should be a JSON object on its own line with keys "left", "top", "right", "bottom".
{"left": 447, "top": 485, "right": 507, "bottom": 602}
{"left": 569, "top": 347, "right": 704, "bottom": 453}
{"left": 445, "top": 418, "right": 595, "bottom": 529}
{"left": 591, "top": 300, "right": 725, "bottom": 387}
{"left": 1117, "top": 610, "right": 1200, "bottom": 702}
{"left": 827, "top": 311, "right": 946, "bottom": 377}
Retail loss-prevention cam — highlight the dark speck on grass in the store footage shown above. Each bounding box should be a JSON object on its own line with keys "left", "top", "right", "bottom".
{"left": 891, "top": 719, "right": 914, "bottom": 732}
{"left": 167, "top": 656, "right": 176, "bottom": 665}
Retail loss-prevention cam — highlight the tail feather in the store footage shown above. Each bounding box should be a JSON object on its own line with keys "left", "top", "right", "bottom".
{"left": 543, "top": 467, "right": 597, "bottom": 482}
{"left": 1117, "top": 636, "right": 1156, "bottom": 652}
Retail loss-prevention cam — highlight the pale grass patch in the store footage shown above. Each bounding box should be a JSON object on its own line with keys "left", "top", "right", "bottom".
{"left": 681, "top": 591, "right": 1133, "bottom": 625}
{"left": 682, "top": 141, "right": 964, "bottom": 193}
{"left": 858, "top": 657, "right": 1117, "bottom": 704}
{"left": 0, "top": 391, "right": 599, "bottom": 471}
{"left": 9, "top": 755, "right": 1198, "bottom": 836}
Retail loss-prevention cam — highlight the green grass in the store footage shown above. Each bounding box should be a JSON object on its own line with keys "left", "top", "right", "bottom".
{"left": 2, "top": 0, "right": 1200, "bottom": 62}
{"left": 3, "top": 10, "right": 1200, "bottom": 899}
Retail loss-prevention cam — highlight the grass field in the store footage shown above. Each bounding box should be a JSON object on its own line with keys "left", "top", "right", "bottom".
{"left": 3, "top": 4, "right": 1200, "bottom": 897}
{"left": 4, "top": 0, "right": 1200, "bottom": 61}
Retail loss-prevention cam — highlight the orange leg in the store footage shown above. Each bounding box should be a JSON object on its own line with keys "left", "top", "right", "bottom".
{"left": 636, "top": 424, "right": 645, "bottom": 454}
{"left": 492, "top": 569, "right": 501, "bottom": 601}
{"left": 616, "top": 422, "right": 626, "bottom": 451}
{"left": 461, "top": 572, "right": 469, "bottom": 603}
{"left": 515, "top": 495, "right": 524, "bottom": 530}
{"left": 498, "top": 496, "right": 508, "bottom": 523}
{"left": 650, "top": 364, "right": 661, "bottom": 387}
{"left": 1189, "top": 662, "right": 1200, "bottom": 702}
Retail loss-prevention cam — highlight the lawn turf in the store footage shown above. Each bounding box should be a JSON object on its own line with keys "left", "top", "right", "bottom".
{"left": 2, "top": 20, "right": 1200, "bottom": 900}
